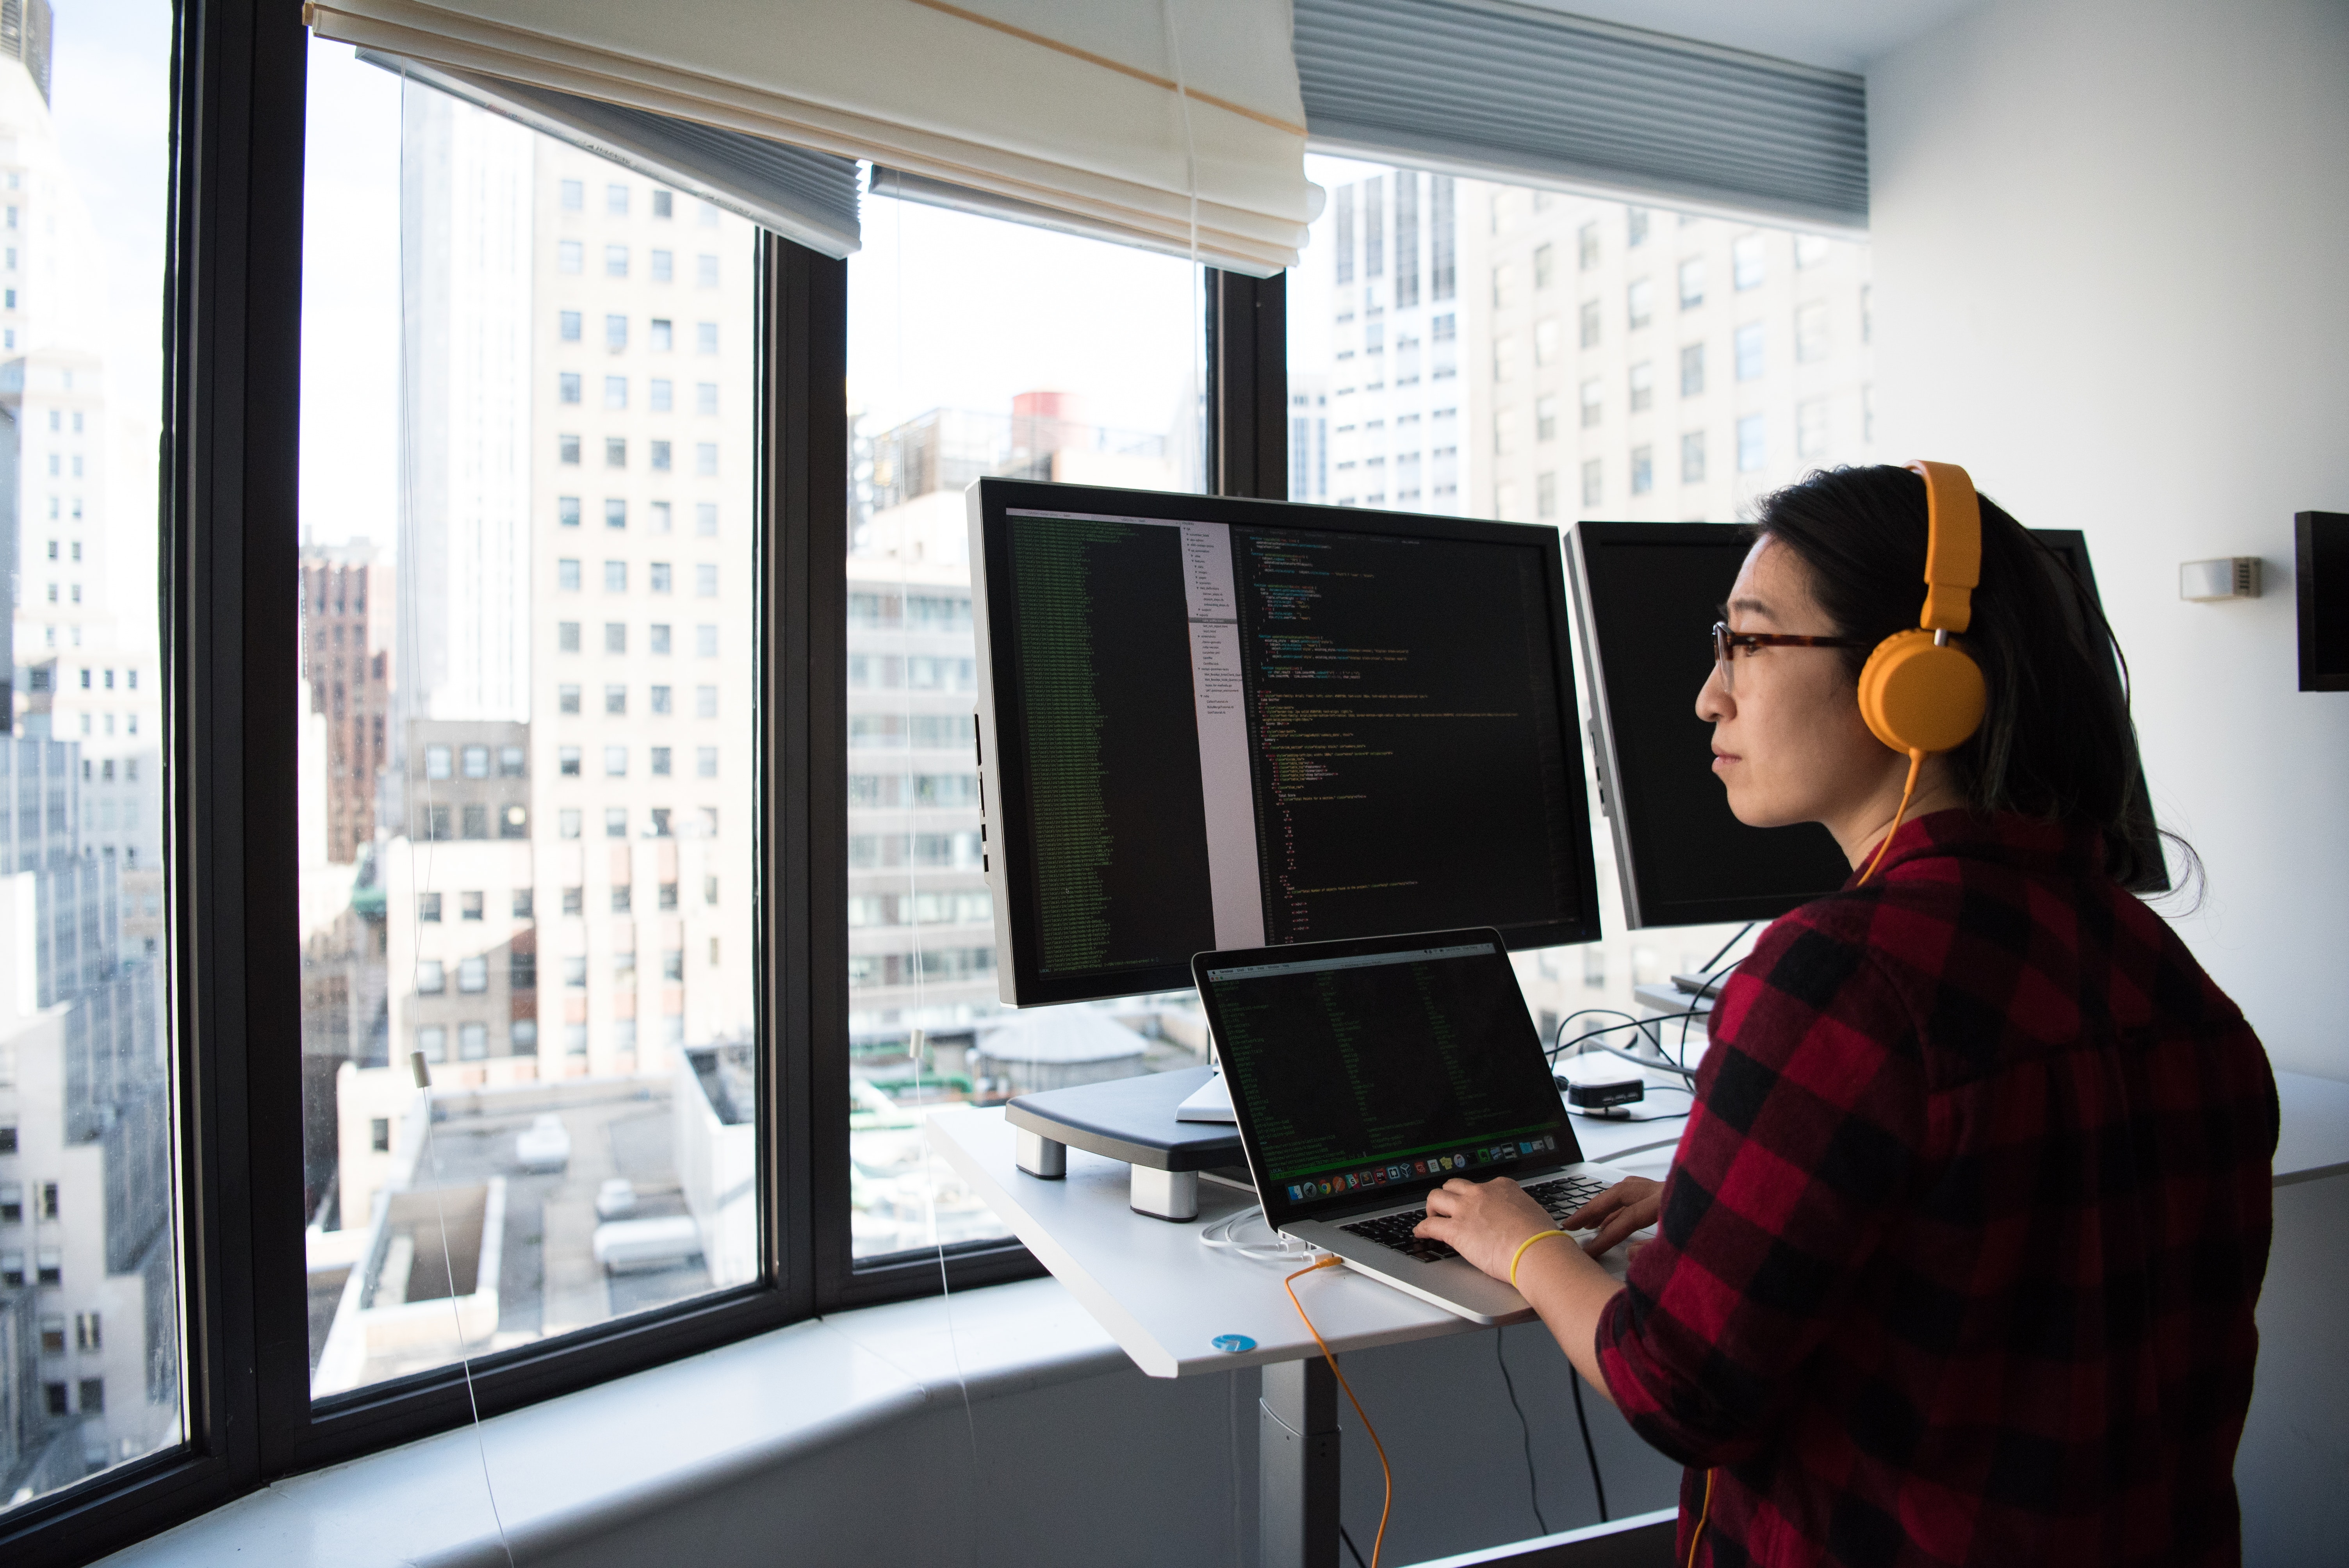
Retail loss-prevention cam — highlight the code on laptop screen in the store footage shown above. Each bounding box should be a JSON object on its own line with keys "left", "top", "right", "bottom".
{"left": 1205, "top": 941, "right": 1567, "bottom": 1193}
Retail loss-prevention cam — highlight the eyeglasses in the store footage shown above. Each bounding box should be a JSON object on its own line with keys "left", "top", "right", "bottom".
{"left": 1711, "top": 621, "right": 1866, "bottom": 692}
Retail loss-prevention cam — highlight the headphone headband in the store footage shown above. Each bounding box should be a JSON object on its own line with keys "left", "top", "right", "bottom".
{"left": 1905, "top": 460, "right": 1980, "bottom": 634}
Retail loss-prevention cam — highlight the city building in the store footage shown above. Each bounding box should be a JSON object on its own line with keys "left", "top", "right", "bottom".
{"left": 1319, "top": 169, "right": 1467, "bottom": 512}
{"left": 299, "top": 541, "right": 392, "bottom": 865}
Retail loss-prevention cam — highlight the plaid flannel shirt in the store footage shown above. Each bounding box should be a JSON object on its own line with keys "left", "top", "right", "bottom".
{"left": 1595, "top": 809, "right": 2276, "bottom": 1566}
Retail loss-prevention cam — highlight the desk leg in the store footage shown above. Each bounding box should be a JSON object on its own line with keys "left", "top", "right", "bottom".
{"left": 1260, "top": 1357, "right": 1340, "bottom": 1568}
{"left": 1014, "top": 1129, "right": 1066, "bottom": 1179}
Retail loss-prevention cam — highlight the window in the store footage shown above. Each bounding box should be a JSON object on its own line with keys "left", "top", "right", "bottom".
{"left": 696, "top": 563, "right": 720, "bottom": 597}
{"left": 1531, "top": 317, "right": 1559, "bottom": 368}
{"left": 1535, "top": 470, "right": 1558, "bottom": 520}
{"left": 697, "top": 503, "right": 718, "bottom": 537}
{"left": 651, "top": 562, "right": 672, "bottom": 593}
{"left": 370, "top": 1118, "right": 391, "bottom": 1153}
{"left": 1629, "top": 361, "right": 1654, "bottom": 413}
{"left": 1738, "top": 413, "right": 1767, "bottom": 472}
{"left": 1795, "top": 301, "right": 1829, "bottom": 363}
{"left": 560, "top": 433, "right": 581, "bottom": 465}
{"left": 604, "top": 560, "right": 627, "bottom": 592}
{"left": 696, "top": 442, "right": 718, "bottom": 476}
{"left": 1578, "top": 299, "right": 1600, "bottom": 349}
{"left": 1491, "top": 262, "right": 1516, "bottom": 308}
{"left": 652, "top": 439, "right": 672, "bottom": 471}
{"left": 1797, "top": 397, "right": 1830, "bottom": 460}
{"left": 604, "top": 374, "right": 627, "bottom": 410}
{"left": 560, "top": 810, "right": 583, "bottom": 840}
{"left": 1796, "top": 233, "right": 1831, "bottom": 269}
{"left": 1532, "top": 242, "right": 1554, "bottom": 290}
{"left": 651, "top": 377, "right": 672, "bottom": 412}
{"left": 652, "top": 248, "right": 673, "bottom": 283}
{"left": 606, "top": 437, "right": 627, "bottom": 467}
{"left": 559, "top": 495, "right": 581, "bottom": 527}
{"left": 457, "top": 957, "right": 488, "bottom": 994}
{"left": 1682, "top": 430, "right": 1707, "bottom": 484}
{"left": 1735, "top": 322, "right": 1765, "bottom": 381}
{"left": 559, "top": 558, "right": 581, "bottom": 592}
{"left": 1581, "top": 459, "right": 1602, "bottom": 507}
{"left": 604, "top": 745, "right": 627, "bottom": 777}
{"left": 462, "top": 745, "right": 489, "bottom": 778}
{"left": 696, "top": 381, "right": 719, "bottom": 416}
{"left": 560, "top": 308, "right": 581, "bottom": 341}
{"left": 652, "top": 624, "right": 673, "bottom": 655}
{"left": 1627, "top": 278, "right": 1654, "bottom": 330}
{"left": 1678, "top": 257, "right": 1704, "bottom": 309}
{"left": 698, "top": 746, "right": 719, "bottom": 779}
{"left": 1577, "top": 221, "right": 1598, "bottom": 269}
{"left": 652, "top": 502, "right": 673, "bottom": 533}
{"left": 605, "top": 808, "right": 628, "bottom": 838}
{"left": 604, "top": 243, "right": 629, "bottom": 278}
{"left": 606, "top": 622, "right": 628, "bottom": 653}
{"left": 605, "top": 312, "right": 627, "bottom": 352}
{"left": 605, "top": 683, "right": 628, "bottom": 715}
{"left": 558, "top": 239, "right": 582, "bottom": 273}
{"left": 697, "top": 253, "right": 719, "bottom": 287}
{"left": 697, "top": 625, "right": 719, "bottom": 657}
{"left": 1535, "top": 394, "right": 1558, "bottom": 444}
{"left": 606, "top": 181, "right": 628, "bottom": 216}
{"left": 416, "top": 961, "right": 446, "bottom": 996}
{"left": 425, "top": 744, "right": 452, "bottom": 780}
{"left": 418, "top": 892, "right": 442, "bottom": 922}
{"left": 558, "top": 371, "right": 581, "bottom": 404}
{"left": 1631, "top": 444, "right": 1654, "bottom": 495}
{"left": 1680, "top": 342, "right": 1705, "bottom": 398}
{"left": 560, "top": 177, "right": 584, "bottom": 210}
{"left": 651, "top": 317, "right": 673, "bottom": 351}
{"left": 696, "top": 321, "right": 718, "bottom": 354}
{"left": 1626, "top": 207, "right": 1649, "bottom": 246}
{"left": 651, "top": 746, "right": 672, "bottom": 776}
{"left": 654, "top": 189, "right": 673, "bottom": 219}
{"left": 652, "top": 684, "right": 673, "bottom": 715}
{"left": 560, "top": 746, "right": 582, "bottom": 777}
{"left": 559, "top": 621, "right": 582, "bottom": 652}
{"left": 1579, "top": 378, "right": 1602, "bottom": 429}
{"left": 1734, "top": 234, "right": 1765, "bottom": 289}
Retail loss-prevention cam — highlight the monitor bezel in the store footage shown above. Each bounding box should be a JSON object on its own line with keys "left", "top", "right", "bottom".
{"left": 1566, "top": 520, "right": 2170, "bottom": 930}
{"left": 971, "top": 477, "right": 1604, "bottom": 1007}
{"left": 2298, "top": 511, "right": 2349, "bottom": 692}
{"left": 1189, "top": 925, "right": 1582, "bottom": 1231}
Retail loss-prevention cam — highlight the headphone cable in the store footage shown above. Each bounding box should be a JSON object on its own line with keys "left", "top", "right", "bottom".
{"left": 1285, "top": 1257, "right": 1393, "bottom": 1567}
{"left": 1857, "top": 750, "right": 1923, "bottom": 886}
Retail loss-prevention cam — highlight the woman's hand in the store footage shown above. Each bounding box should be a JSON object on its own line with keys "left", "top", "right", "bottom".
{"left": 1415, "top": 1178, "right": 1560, "bottom": 1283}
{"left": 1564, "top": 1176, "right": 1663, "bottom": 1257}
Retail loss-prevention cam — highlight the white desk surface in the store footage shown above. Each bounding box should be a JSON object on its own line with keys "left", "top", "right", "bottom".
{"left": 925, "top": 1105, "right": 1677, "bottom": 1381}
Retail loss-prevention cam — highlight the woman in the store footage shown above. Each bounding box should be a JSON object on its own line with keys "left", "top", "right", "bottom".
{"left": 1417, "top": 465, "right": 2276, "bottom": 1566}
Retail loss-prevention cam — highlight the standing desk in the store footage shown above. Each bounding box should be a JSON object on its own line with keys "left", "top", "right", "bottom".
{"left": 927, "top": 1103, "right": 1683, "bottom": 1567}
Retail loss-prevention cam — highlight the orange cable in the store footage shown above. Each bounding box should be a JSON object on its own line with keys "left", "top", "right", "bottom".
{"left": 1686, "top": 1468, "right": 1714, "bottom": 1566}
{"left": 1857, "top": 750, "right": 1924, "bottom": 886}
{"left": 1284, "top": 1256, "right": 1394, "bottom": 1568}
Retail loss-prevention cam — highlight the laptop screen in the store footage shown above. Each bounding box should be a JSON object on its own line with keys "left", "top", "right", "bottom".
{"left": 1197, "top": 932, "right": 1577, "bottom": 1222}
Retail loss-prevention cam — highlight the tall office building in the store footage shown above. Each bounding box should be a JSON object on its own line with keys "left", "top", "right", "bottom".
{"left": 1319, "top": 170, "right": 1467, "bottom": 512}
{"left": 380, "top": 93, "right": 759, "bottom": 1089}
{"left": 299, "top": 542, "right": 392, "bottom": 865}
{"left": 1288, "top": 372, "right": 1329, "bottom": 504}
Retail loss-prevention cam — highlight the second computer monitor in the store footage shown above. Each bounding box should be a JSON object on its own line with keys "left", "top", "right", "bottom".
{"left": 1567, "top": 521, "right": 2162, "bottom": 928}
{"left": 971, "top": 478, "right": 1604, "bottom": 1006}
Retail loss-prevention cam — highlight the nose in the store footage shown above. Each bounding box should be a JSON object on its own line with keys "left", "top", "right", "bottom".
{"left": 1696, "top": 660, "right": 1732, "bottom": 724}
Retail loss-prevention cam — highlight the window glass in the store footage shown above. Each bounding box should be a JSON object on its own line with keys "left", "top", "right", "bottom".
{"left": 296, "top": 45, "right": 759, "bottom": 1400}
{"left": 1286, "top": 163, "right": 1875, "bottom": 1084}
{"left": 0, "top": 0, "right": 185, "bottom": 1514}
{"left": 845, "top": 181, "right": 1205, "bottom": 1262}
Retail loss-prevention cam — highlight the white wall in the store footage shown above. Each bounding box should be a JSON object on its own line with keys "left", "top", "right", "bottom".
{"left": 1867, "top": 0, "right": 2349, "bottom": 1080}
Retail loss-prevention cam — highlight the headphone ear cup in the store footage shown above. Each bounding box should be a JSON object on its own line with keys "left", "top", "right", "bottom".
{"left": 1857, "top": 629, "right": 1987, "bottom": 755}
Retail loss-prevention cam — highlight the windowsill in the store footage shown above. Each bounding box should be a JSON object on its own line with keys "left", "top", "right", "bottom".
{"left": 96, "top": 1277, "right": 1125, "bottom": 1567}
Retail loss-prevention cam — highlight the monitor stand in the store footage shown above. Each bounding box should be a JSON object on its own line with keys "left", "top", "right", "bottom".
{"left": 1003, "top": 1065, "right": 1252, "bottom": 1221}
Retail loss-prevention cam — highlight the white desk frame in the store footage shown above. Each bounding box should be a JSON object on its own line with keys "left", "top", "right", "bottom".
{"left": 927, "top": 1106, "right": 1678, "bottom": 1567}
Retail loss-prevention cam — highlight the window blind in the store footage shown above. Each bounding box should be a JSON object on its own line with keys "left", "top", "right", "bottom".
{"left": 1293, "top": 0, "right": 1869, "bottom": 233}
{"left": 367, "top": 53, "right": 861, "bottom": 257}
{"left": 305, "top": 0, "right": 1316, "bottom": 274}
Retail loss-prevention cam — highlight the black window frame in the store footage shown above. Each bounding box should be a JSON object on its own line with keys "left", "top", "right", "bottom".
{"left": 0, "top": 4, "right": 1284, "bottom": 1559}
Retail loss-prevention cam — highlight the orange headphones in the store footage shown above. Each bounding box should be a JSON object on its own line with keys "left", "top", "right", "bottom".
{"left": 1853, "top": 460, "right": 1987, "bottom": 882}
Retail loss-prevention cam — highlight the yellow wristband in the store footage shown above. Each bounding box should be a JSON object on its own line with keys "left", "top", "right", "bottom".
{"left": 1508, "top": 1229, "right": 1567, "bottom": 1289}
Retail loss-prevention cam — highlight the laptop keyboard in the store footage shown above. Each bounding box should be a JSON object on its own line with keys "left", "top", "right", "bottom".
{"left": 1339, "top": 1175, "right": 1613, "bottom": 1265}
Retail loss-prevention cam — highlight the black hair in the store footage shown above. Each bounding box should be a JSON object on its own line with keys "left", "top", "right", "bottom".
{"left": 1748, "top": 464, "right": 2181, "bottom": 893}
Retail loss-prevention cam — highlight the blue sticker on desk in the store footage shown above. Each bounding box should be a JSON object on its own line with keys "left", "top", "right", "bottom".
{"left": 1211, "top": 1334, "right": 1256, "bottom": 1354}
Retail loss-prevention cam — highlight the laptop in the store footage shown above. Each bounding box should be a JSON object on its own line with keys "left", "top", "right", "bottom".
{"left": 1192, "top": 927, "right": 1638, "bottom": 1325}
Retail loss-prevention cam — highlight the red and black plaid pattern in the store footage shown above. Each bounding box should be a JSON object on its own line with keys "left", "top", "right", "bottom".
{"left": 1595, "top": 809, "right": 2276, "bottom": 1566}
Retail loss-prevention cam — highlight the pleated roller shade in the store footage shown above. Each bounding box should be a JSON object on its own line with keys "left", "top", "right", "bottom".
{"left": 1294, "top": 0, "right": 1869, "bottom": 234}
{"left": 305, "top": 0, "right": 1318, "bottom": 274}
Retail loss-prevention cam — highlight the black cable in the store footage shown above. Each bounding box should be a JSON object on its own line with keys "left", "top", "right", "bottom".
{"left": 1495, "top": 1329, "right": 1551, "bottom": 1537}
{"left": 1340, "top": 1523, "right": 1369, "bottom": 1568}
{"left": 1569, "top": 1370, "right": 1610, "bottom": 1524}
{"left": 1550, "top": 1013, "right": 1704, "bottom": 1079}
{"left": 1697, "top": 921, "right": 1756, "bottom": 976}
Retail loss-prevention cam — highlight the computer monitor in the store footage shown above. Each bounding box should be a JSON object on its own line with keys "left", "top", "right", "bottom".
{"left": 971, "top": 478, "right": 1604, "bottom": 1006}
{"left": 1566, "top": 521, "right": 2164, "bottom": 928}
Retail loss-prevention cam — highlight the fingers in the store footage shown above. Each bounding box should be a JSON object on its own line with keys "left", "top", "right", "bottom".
{"left": 1582, "top": 1204, "right": 1654, "bottom": 1257}
{"left": 1563, "top": 1189, "right": 1625, "bottom": 1229}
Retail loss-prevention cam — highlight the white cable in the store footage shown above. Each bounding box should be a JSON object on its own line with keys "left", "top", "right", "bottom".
{"left": 1197, "top": 1205, "right": 1319, "bottom": 1265}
